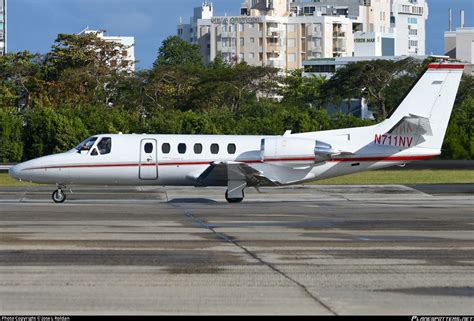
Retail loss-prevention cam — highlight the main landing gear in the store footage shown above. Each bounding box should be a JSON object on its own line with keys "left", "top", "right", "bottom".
{"left": 52, "top": 186, "right": 67, "bottom": 204}
{"left": 225, "top": 180, "right": 247, "bottom": 203}
{"left": 225, "top": 190, "right": 244, "bottom": 203}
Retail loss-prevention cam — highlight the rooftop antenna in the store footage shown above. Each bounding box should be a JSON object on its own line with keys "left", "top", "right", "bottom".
{"left": 449, "top": 8, "right": 452, "bottom": 31}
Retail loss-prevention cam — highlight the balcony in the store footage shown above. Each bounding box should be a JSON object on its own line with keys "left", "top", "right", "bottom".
{"left": 267, "top": 28, "right": 281, "bottom": 37}
{"left": 307, "top": 42, "right": 322, "bottom": 52}
{"left": 266, "top": 43, "right": 280, "bottom": 51}
{"left": 267, "top": 58, "right": 284, "bottom": 68}
{"left": 219, "top": 31, "right": 236, "bottom": 38}
{"left": 333, "top": 47, "right": 346, "bottom": 53}
{"left": 313, "top": 31, "right": 323, "bottom": 38}
{"left": 307, "top": 29, "right": 322, "bottom": 38}
{"left": 333, "top": 32, "right": 346, "bottom": 38}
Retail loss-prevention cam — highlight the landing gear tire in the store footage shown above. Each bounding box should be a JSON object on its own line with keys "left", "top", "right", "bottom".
{"left": 225, "top": 190, "right": 244, "bottom": 203}
{"left": 52, "top": 189, "right": 66, "bottom": 204}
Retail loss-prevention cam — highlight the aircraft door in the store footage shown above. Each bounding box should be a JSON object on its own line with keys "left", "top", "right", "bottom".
{"left": 139, "top": 139, "right": 158, "bottom": 180}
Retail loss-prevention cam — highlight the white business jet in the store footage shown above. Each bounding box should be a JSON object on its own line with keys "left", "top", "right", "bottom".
{"left": 9, "top": 63, "right": 464, "bottom": 203}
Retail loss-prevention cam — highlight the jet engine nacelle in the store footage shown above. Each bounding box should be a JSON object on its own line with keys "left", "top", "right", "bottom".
{"left": 261, "top": 137, "right": 342, "bottom": 164}
{"left": 261, "top": 137, "right": 317, "bottom": 163}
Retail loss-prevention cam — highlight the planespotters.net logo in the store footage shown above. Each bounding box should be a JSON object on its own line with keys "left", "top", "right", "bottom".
{"left": 412, "top": 317, "right": 474, "bottom": 321}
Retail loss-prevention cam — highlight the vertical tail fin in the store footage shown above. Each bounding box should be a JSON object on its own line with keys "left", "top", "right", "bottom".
{"left": 378, "top": 63, "right": 464, "bottom": 153}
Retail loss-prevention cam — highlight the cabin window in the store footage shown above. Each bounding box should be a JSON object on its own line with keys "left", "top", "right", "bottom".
{"left": 210, "top": 144, "right": 219, "bottom": 154}
{"left": 144, "top": 143, "right": 154, "bottom": 154}
{"left": 97, "top": 137, "right": 112, "bottom": 155}
{"left": 178, "top": 143, "right": 187, "bottom": 154}
{"left": 91, "top": 148, "right": 99, "bottom": 156}
{"left": 194, "top": 143, "right": 203, "bottom": 154}
{"left": 227, "top": 144, "right": 236, "bottom": 154}
{"left": 162, "top": 143, "right": 171, "bottom": 154}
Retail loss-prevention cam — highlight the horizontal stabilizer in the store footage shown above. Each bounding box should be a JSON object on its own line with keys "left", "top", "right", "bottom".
{"left": 387, "top": 114, "right": 433, "bottom": 136}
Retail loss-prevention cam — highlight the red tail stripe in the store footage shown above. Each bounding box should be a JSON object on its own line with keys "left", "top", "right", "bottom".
{"left": 427, "top": 64, "right": 464, "bottom": 70}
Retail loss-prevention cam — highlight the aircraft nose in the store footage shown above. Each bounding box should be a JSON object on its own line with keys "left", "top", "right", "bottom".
{"left": 9, "top": 164, "right": 20, "bottom": 180}
{"left": 9, "top": 163, "right": 25, "bottom": 181}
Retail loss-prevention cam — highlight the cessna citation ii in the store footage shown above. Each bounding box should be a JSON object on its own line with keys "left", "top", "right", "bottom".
{"left": 9, "top": 62, "right": 464, "bottom": 203}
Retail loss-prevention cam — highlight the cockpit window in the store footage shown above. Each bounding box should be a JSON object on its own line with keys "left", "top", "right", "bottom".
{"left": 97, "top": 137, "right": 112, "bottom": 155}
{"left": 76, "top": 137, "right": 98, "bottom": 152}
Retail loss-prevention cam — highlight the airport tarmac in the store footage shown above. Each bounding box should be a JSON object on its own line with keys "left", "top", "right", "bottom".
{"left": 0, "top": 185, "right": 473, "bottom": 315}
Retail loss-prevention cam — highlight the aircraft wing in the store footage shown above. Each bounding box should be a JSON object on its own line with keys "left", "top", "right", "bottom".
{"left": 190, "top": 161, "right": 280, "bottom": 187}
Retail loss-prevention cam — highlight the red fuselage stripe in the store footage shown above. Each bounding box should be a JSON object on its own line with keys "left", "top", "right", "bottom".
{"left": 23, "top": 155, "right": 437, "bottom": 171}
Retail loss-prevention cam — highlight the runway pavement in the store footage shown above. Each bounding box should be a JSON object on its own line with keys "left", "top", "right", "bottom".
{"left": 0, "top": 185, "right": 473, "bottom": 315}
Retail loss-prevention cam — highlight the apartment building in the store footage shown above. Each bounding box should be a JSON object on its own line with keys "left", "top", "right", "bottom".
{"left": 178, "top": 0, "right": 427, "bottom": 69}
{"left": 445, "top": 10, "right": 473, "bottom": 76}
{"left": 0, "top": 0, "right": 6, "bottom": 56}
{"left": 390, "top": 0, "right": 428, "bottom": 55}
{"left": 79, "top": 27, "right": 136, "bottom": 72}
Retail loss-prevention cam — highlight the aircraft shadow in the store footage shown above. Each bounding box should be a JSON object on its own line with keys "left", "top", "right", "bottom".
{"left": 167, "top": 198, "right": 218, "bottom": 204}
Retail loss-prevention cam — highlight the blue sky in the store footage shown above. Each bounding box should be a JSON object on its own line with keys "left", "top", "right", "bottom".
{"left": 8, "top": 0, "right": 474, "bottom": 69}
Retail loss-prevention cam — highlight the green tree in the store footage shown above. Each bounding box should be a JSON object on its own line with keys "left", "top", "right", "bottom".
{"left": 0, "top": 51, "right": 44, "bottom": 110}
{"left": 321, "top": 58, "right": 424, "bottom": 120}
{"left": 188, "top": 62, "right": 279, "bottom": 112}
{"left": 23, "top": 106, "right": 89, "bottom": 160}
{"left": 44, "top": 33, "right": 133, "bottom": 108}
{"left": 154, "top": 36, "right": 203, "bottom": 67}
{"left": 280, "top": 69, "right": 326, "bottom": 106}
{"left": 442, "top": 75, "right": 474, "bottom": 160}
{"left": 0, "top": 108, "right": 24, "bottom": 162}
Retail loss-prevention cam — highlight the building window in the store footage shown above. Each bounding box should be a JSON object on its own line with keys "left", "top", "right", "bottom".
{"left": 288, "top": 24, "right": 295, "bottom": 32}
{"left": 288, "top": 38, "right": 296, "bottom": 47}
{"left": 408, "top": 17, "right": 417, "bottom": 24}
{"left": 250, "top": 37, "right": 255, "bottom": 44}
{"left": 288, "top": 53, "right": 296, "bottom": 62}
{"left": 239, "top": 23, "right": 244, "bottom": 32}
{"left": 240, "top": 38, "right": 245, "bottom": 46}
{"left": 249, "top": 52, "right": 255, "bottom": 59}
{"left": 239, "top": 53, "right": 245, "bottom": 61}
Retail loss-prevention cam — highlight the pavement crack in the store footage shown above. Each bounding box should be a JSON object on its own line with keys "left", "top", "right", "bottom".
{"left": 183, "top": 209, "right": 338, "bottom": 316}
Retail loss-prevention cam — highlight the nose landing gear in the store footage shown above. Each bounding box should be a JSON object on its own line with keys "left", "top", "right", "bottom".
{"left": 52, "top": 187, "right": 67, "bottom": 203}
